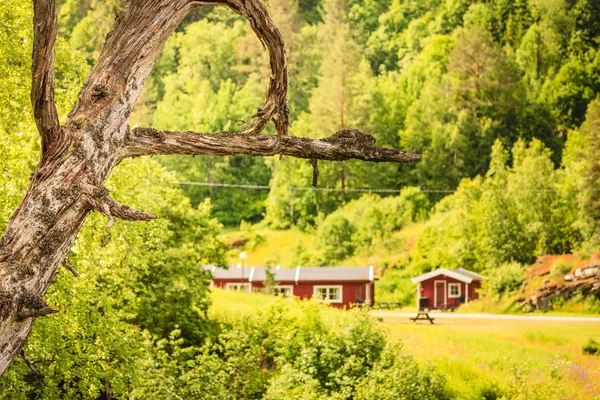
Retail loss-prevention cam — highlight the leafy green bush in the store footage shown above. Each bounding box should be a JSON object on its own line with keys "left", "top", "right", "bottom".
{"left": 476, "top": 382, "right": 506, "bottom": 400}
{"left": 375, "top": 267, "right": 417, "bottom": 305}
{"left": 317, "top": 213, "right": 357, "bottom": 263}
{"left": 307, "top": 188, "right": 429, "bottom": 264}
{"left": 138, "top": 302, "right": 448, "bottom": 400}
{"left": 240, "top": 219, "right": 266, "bottom": 250}
{"left": 485, "top": 262, "right": 525, "bottom": 299}
{"left": 551, "top": 260, "right": 573, "bottom": 278}
{"left": 583, "top": 338, "right": 600, "bottom": 356}
{"left": 354, "top": 343, "right": 448, "bottom": 400}
{"left": 264, "top": 365, "right": 323, "bottom": 400}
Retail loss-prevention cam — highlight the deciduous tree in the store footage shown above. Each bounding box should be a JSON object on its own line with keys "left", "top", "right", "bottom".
{"left": 0, "top": 0, "right": 419, "bottom": 374}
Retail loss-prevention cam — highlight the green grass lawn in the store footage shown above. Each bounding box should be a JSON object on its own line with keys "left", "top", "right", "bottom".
{"left": 383, "top": 316, "right": 600, "bottom": 399}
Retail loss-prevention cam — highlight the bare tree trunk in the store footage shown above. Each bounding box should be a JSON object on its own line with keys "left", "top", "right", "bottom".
{"left": 0, "top": 0, "right": 420, "bottom": 375}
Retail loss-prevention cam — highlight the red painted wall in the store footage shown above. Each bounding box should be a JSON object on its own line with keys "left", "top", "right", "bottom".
{"left": 212, "top": 278, "right": 374, "bottom": 309}
{"left": 418, "top": 276, "right": 481, "bottom": 309}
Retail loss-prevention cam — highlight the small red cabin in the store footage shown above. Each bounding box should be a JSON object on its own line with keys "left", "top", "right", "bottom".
{"left": 206, "top": 265, "right": 376, "bottom": 308}
{"left": 411, "top": 268, "right": 484, "bottom": 310}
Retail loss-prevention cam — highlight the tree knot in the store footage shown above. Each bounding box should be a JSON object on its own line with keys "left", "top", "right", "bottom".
{"left": 0, "top": 292, "right": 14, "bottom": 321}
{"left": 91, "top": 84, "right": 109, "bottom": 102}
{"left": 321, "top": 129, "right": 377, "bottom": 148}
{"left": 16, "top": 291, "right": 58, "bottom": 321}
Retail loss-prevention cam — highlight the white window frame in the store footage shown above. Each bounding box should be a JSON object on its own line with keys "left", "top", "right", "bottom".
{"left": 225, "top": 283, "right": 252, "bottom": 293}
{"left": 448, "top": 283, "right": 461, "bottom": 298}
{"left": 313, "top": 285, "right": 343, "bottom": 303}
{"left": 272, "top": 285, "right": 294, "bottom": 298}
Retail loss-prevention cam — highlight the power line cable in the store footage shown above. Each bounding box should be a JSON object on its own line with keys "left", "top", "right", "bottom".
{"left": 175, "top": 181, "right": 599, "bottom": 193}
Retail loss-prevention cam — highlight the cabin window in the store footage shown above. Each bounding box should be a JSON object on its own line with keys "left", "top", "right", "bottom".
{"left": 314, "top": 285, "right": 342, "bottom": 303}
{"left": 273, "top": 286, "right": 293, "bottom": 298}
{"left": 448, "top": 283, "right": 461, "bottom": 298}
{"left": 225, "top": 283, "right": 252, "bottom": 293}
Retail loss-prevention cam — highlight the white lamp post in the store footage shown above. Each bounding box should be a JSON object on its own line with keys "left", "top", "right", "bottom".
{"left": 239, "top": 252, "right": 248, "bottom": 291}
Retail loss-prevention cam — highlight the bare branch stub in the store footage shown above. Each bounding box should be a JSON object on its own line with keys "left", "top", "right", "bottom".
{"left": 310, "top": 159, "right": 319, "bottom": 187}
{"left": 82, "top": 185, "right": 157, "bottom": 227}
{"left": 17, "top": 307, "right": 59, "bottom": 321}
{"left": 15, "top": 292, "right": 58, "bottom": 321}
{"left": 62, "top": 260, "right": 78, "bottom": 277}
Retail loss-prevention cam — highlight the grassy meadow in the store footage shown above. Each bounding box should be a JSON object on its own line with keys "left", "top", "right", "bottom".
{"left": 384, "top": 316, "right": 600, "bottom": 400}
{"left": 212, "top": 289, "right": 600, "bottom": 400}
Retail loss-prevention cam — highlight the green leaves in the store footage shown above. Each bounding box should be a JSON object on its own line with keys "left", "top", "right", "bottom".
{"left": 413, "top": 138, "right": 582, "bottom": 274}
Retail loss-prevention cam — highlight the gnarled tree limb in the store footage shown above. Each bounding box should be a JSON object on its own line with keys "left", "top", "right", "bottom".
{"left": 82, "top": 185, "right": 156, "bottom": 228}
{"left": 124, "top": 127, "right": 421, "bottom": 163}
{"left": 222, "top": 0, "right": 290, "bottom": 136}
{"left": 31, "top": 0, "right": 63, "bottom": 163}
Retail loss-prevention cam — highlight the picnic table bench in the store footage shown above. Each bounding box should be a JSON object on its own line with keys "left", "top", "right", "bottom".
{"left": 373, "top": 302, "right": 402, "bottom": 310}
{"left": 410, "top": 311, "right": 435, "bottom": 324}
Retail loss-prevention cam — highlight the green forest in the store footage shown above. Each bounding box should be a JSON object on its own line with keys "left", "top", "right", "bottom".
{"left": 1, "top": 0, "right": 600, "bottom": 398}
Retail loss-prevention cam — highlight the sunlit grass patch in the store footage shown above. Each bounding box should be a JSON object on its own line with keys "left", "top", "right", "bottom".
{"left": 223, "top": 227, "right": 314, "bottom": 267}
{"left": 383, "top": 317, "right": 600, "bottom": 399}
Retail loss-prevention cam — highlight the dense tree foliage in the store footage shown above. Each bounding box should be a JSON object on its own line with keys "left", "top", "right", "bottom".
{"left": 55, "top": 0, "right": 600, "bottom": 228}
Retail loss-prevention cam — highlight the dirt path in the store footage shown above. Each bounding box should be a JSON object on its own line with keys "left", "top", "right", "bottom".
{"left": 370, "top": 312, "right": 600, "bottom": 322}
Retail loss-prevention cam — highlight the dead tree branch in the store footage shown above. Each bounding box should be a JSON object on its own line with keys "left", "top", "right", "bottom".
{"left": 62, "top": 260, "right": 78, "bottom": 277}
{"left": 19, "top": 350, "right": 42, "bottom": 378}
{"left": 82, "top": 186, "right": 156, "bottom": 228}
{"left": 124, "top": 128, "right": 421, "bottom": 163}
{"left": 310, "top": 159, "right": 319, "bottom": 187}
{"left": 31, "top": 0, "right": 64, "bottom": 164}
{"left": 17, "top": 307, "right": 59, "bottom": 322}
{"left": 216, "top": 0, "right": 289, "bottom": 136}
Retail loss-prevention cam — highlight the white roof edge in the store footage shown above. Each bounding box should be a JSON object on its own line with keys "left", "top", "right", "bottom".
{"left": 410, "top": 268, "right": 473, "bottom": 284}
{"left": 369, "top": 265, "right": 374, "bottom": 282}
{"left": 248, "top": 266, "right": 255, "bottom": 282}
{"left": 457, "top": 267, "right": 486, "bottom": 279}
{"left": 295, "top": 265, "right": 301, "bottom": 283}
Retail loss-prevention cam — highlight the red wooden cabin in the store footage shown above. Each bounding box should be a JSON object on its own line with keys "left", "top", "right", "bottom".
{"left": 206, "top": 265, "right": 376, "bottom": 308}
{"left": 411, "top": 268, "right": 484, "bottom": 310}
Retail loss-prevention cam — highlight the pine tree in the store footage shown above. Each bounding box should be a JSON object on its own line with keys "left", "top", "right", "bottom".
{"left": 580, "top": 99, "right": 600, "bottom": 243}
{"left": 310, "top": 0, "right": 362, "bottom": 203}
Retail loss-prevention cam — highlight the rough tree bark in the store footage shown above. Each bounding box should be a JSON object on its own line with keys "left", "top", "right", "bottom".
{"left": 0, "top": 0, "right": 420, "bottom": 375}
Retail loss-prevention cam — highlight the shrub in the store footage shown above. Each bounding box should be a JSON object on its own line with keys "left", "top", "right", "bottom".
{"left": 354, "top": 343, "right": 448, "bottom": 400}
{"left": 264, "top": 365, "right": 322, "bottom": 400}
{"left": 583, "top": 338, "right": 600, "bottom": 356}
{"left": 477, "top": 382, "right": 506, "bottom": 400}
{"left": 317, "top": 213, "right": 356, "bottom": 263}
{"left": 156, "top": 302, "right": 448, "bottom": 400}
{"left": 485, "top": 262, "right": 525, "bottom": 299}
{"left": 240, "top": 219, "right": 266, "bottom": 250}
{"left": 375, "top": 268, "right": 417, "bottom": 305}
{"left": 551, "top": 260, "right": 573, "bottom": 278}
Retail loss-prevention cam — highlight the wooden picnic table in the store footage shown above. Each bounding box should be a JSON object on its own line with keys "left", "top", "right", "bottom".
{"left": 410, "top": 311, "right": 435, "bottom": 324}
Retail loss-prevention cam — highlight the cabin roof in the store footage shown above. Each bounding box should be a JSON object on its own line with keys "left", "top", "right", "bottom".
{"left": 204, "top": 265, "right": 376, "bottom": 282}
{"left": 410, "top": 268, "right": 485, "bottom": 284}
